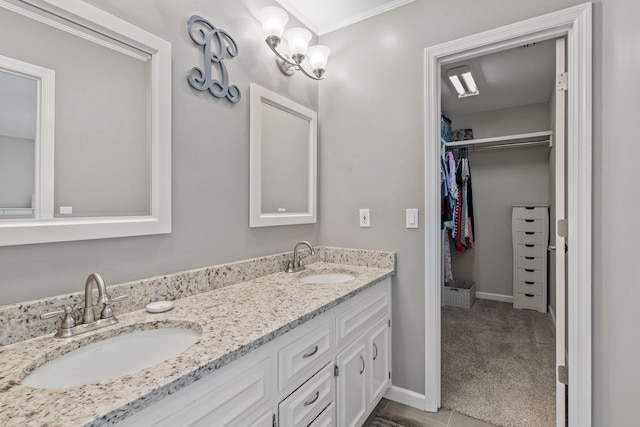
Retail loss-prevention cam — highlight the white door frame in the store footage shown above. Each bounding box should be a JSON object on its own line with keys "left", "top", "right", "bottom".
{"left": 423, "top": 3, "right": 592, "bottom": 427}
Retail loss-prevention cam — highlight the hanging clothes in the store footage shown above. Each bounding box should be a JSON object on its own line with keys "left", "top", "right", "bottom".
{"left": 450, "top": 151, "right": 475, "bottom": 253}
{"left": 443, "top": 232, "right": 453, "bottom": 282}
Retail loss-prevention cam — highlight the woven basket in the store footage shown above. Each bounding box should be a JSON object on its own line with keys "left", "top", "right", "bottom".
{"left": 444, "top": 280, "right": 476, "bottom": 309}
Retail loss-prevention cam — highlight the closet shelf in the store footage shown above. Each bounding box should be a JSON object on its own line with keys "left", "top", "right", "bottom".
{"left": 444, "top": 130, "right": 553, "bottom": 150}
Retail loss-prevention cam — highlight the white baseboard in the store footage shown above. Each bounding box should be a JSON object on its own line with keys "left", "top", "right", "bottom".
{"left": 475, "top": 292, "right": 513, "bottom": 303}
{"left": 549, "top": 304, "right": 556, "bottom": 325}
{"left": 384, "top": 385, "right": 426, "bottom": 411}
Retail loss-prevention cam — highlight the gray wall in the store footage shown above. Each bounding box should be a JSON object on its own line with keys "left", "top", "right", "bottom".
{"left": 448, "top": 104, "right": 550, "bottom": 297}
{"left": 318, "top": 0, "right": 640, "bottom": 425}
{"left": 0, "top": 0, "right": 319, "bottom": 304}
{"left": 0, "top": 135, "right": 34, "bottom": 208}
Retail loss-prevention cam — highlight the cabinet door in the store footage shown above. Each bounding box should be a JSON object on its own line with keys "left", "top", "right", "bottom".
{"left": 335, "top": 338, "right": 367, "bottom": 427}
{"left": 368, "top": 319, "right": 390, "bottom": 406}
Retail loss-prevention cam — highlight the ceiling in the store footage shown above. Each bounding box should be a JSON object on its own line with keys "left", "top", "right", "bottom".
{"left": 441, "top": 39, "right": 557, "bottom": 117}
{"left": 276, "top": 0, "right": 415, "bottom": 35}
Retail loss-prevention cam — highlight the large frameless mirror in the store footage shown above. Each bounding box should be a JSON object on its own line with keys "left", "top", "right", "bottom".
{"left": 249, "top": 84, "right": 317, "bottom": 227}
{"left": 0, "top": 0, "right": 171, "bottom": 246}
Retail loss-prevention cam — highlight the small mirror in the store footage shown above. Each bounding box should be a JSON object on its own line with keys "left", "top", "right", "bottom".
{"left": 249, "top": 84, "right": 317, "bottom": 227}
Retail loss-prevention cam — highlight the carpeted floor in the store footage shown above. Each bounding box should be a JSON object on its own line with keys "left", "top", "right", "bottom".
{"left": 441, "top": 299, "right": 555, "bottom": 427}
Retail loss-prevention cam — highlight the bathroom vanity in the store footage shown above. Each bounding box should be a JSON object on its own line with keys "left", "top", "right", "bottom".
{"left": 0, "top": 248, "right": 395, "bottom": 426}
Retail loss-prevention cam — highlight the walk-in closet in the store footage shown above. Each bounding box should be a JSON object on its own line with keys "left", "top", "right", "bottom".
{"left": 438, "top": 38, "right": 564, "bottom": 427}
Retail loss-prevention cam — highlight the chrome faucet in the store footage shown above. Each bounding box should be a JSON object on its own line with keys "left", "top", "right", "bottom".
{"left": 83, "top": 273, "right": 109, "bottom": 324}
{"left": 40, "top": 273, "right": 128, "bottom": 338}
{"left": 285, "top": 241, "right": 315, "bottom": 273}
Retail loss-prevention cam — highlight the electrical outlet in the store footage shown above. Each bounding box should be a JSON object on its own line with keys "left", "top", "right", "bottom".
{"left": 359, "top": 209, "right": 370, "bottom": 227}
{"left": 60, "top": 206, "right": 73, "bottom": 215}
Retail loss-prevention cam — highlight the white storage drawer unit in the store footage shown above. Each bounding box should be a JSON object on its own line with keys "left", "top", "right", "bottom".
{"left": 512, "top": 205, "right": 549, "bottom": 313}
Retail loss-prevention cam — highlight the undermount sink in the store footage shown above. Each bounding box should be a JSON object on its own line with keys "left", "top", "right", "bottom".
{"left": 299, "top": 272, "right": 356, "bottom": 284}
{"left": 22, "top": 327, "right": 201, "bottom": 389}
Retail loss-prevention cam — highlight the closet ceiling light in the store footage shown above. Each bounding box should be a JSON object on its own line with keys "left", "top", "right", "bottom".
{"left": 257, "top": 6, "right": 330, "bottom": 80}
{"left": 449, "top": 75, "right": 466, "bottom": 96}
{"left": 446, "top": 66, "right": 479, "bottom": 98}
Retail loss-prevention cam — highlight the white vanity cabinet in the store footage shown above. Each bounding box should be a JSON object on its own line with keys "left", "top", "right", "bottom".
{"left": 336, "top": 336, "right": 368, "bottom": 427}
{"left": 335, "top": 286, "right": 391, "bottom": 427}
{"left": 335, "top": 317, "right": 391, "bottom": 427}
{"left": 116, "top": 278, "right": 391, "bottom": 427}
{"left": 367, "top": 319, "right": 391, "bottom": 406}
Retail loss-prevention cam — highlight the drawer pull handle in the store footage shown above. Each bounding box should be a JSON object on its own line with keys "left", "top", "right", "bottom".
{"left": 359, "top": 355, "right": 365, "bottom": 375}
{"left": 303, "top": 391, "right": 320, "bottom": 406}
{"left": 525, "top": 232, "right": 535, "bottom": 235}
{"left": 525, "top": 256, "right": 535, "bottom": 260}
{"left": 302, "top": 345, "right": 319, "bottom": 358}
{"left": 525, "top": 293, "right": 535, "bottom": 297}
{"left": 525, "top": 219, "right": 535, "bottom": 222}
{"left": 525, "top": 244, "right": 535, "bottom": 248}
{"left": 525, "top": 207, "right": 535, "bottom": 210}
{"left": 525, "top": 268, "right": 535, "bottom": 272}
{"left": 525, "top": 281, "right": 535, "bottom": 285}
{"left": 373, "top": 343, "right": 378, "bottom": 361}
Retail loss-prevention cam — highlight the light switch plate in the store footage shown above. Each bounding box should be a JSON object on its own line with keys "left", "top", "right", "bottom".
{"left": 406, "top": 208, "right": 418, "bottom": 228}
{"left": 360, "top": 209, "right": 370, "bottom": 227}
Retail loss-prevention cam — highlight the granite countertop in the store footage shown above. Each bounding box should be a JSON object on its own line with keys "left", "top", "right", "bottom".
{"left": 0, "top": 262, "right": 394, "bottom": 426}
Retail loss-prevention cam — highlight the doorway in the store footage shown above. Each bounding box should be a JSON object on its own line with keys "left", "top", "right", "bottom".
{"left": 439, "top": 37, "right": 560, "bottom": 427}
{"left": 423, "top": 4, "right": 592, "bottom": 427}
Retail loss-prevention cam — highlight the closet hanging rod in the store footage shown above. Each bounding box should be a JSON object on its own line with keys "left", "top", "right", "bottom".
{"left": 448, "top": 140, "right": 551, "bottom": 152}
{"left": 443, "top": 130, "right": 553, "bottom": 150}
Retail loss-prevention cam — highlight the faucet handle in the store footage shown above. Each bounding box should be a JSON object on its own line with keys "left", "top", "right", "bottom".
{"left": 40, "top": 306, "right": 76, "bottom": 330}
{"left": 110, "top": 294, "right": 129, "bottom": 303}
{"left": 285, "top": 259, "right": 294, "bottom": 273}
{"left": 100, "top": 294, "right": 128, "bottom": 319}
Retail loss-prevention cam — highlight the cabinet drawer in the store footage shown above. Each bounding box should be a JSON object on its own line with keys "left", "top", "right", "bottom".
{"left": 515, "top": 292, "right": 545, "bottom": 310}
{"left": 515, "top": 231, "right": 546, "bottom": 245}
{"left": 336, "top": 289, "right": 389, "bottom": 346}
{"left": 118, "top": 356, "right": 272, "bottom": 427}
{"left": 516, "top": 244, "right": 546, "bottom": 257}
{"left": 309, "top": 403, "right": 335, "bottom": 427}
{"left": 516, "top": 256, "right": 544, "bottom": 270}
{"left": 514, "top": 207, "right": 546, "bottom": 220}
{"left": 278, "top": 322, "right": 332, "bottom": 392}
{"left": 516, "top": 280, "right": 543, "bottom": 295}
{"left": 279, "top": 363, "right": 334, "bottom": 427}
{"left": 515, "top": 219, "right": 544, "bottom": 232}
{"left": 516, "top": 268, "right": 544, "bottom": 283}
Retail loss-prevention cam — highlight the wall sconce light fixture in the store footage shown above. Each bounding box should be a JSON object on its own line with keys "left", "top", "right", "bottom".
{"left": 257, "top": 6, "right": 330, "bottom": 80}
{"left": 446, "top": 66, "right": 479, "bottom": 98}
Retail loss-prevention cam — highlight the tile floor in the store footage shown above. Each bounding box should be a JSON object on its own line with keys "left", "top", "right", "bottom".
{"left": 363, "top": 398, "right": 499, "bottom": 427}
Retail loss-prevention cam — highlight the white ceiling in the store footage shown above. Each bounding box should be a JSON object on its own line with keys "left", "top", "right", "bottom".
{"left": 276, "top": 0, "right": 415, "bottom": 35}
{"left": 0, "top": 71, "right": 36, "bottom": 140}
{"left": 441, "top": 39, "right": 557, "bottom": 117}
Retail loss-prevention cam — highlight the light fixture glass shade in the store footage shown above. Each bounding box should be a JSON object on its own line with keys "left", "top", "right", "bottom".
{"left": 307, "top": 45, "right": 331, "bottom": 71}
{"left": 283, "top": 27, "right": 312, "bottom": 56}
{"left": 257, "top": 6, "right": 289, "bottom": 38}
